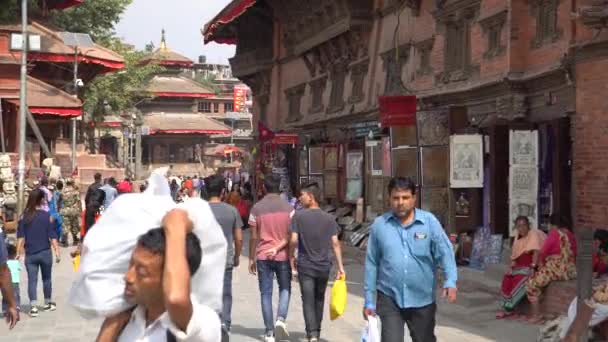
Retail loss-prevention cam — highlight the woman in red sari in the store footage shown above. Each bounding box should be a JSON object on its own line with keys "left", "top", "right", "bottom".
{"left": 497, "top": 216, "right": 546, "bottom": 318}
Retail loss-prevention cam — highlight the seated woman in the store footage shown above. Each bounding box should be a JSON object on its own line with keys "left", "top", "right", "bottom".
{"left": 497, "top": 216, "right": 546, "bottom": 319}
{"left": 594, "top": 230, "right": 608, "bottom": 277}
{"left": 526, "top": 214, "right": 577, "bottom": 323}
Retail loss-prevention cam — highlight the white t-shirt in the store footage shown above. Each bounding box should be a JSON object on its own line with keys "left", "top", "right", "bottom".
{"left": 118, "top": 297, "right": 221, "bottom": 342}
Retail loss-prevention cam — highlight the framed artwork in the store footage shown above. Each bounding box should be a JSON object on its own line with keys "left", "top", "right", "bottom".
{"left": 449, "top": 134, "right": 484, "bottom": 188}
{"left": 509, "top": 165, "right": 538, "bottom": 199}
{"left": 509, "top": 130, "right": 538, "bottom": 166}
{"left": 346, "top": 151, "right": 363, "bottom": 179}
{"left": 324, "top": 146, "right": 338, "bottom": 170}
{"left": 509, "top": 198, "right": 538, "bottom": 235}
{"left": 345, "top": 179, "right": 363, "bottom": 203}
{"left": 299, "top": 149, "right": 309, "bottom": 176}
{"left": 324, "top": 172, "right": 338, "bottom": 198}
{"left": 309, "top": 147, "right": 324, "bottom": 174}
{"left": 299, "top": 176, "right": 309, "bottom": 186}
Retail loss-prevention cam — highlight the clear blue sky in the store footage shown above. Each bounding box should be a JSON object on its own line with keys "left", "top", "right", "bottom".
{"left": 115, "top": 0, "right": 236, "bottom": 64}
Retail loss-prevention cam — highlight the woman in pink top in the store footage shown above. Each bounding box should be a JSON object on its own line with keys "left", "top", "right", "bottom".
{"left": 526, "top": 214, "right": 577, "bottom": 323}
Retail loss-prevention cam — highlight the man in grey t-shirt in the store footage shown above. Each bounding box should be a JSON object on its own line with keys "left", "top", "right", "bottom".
{"left": 289, "top": 182, "right": 345, "bottom": 342}
{"left": 206, "top": 175, "right": 243, "bottom": 341}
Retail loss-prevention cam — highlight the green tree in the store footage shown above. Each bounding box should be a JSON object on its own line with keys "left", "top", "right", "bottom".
{"left": 50, "top": 0, "right": 132, "bottom": 44}
{"left": 0, "top": 0, "right": 38, "bottom": 24}
{"left": 193, "top": 73, "right": 221, "bottom": 95}
{"left": 83, "top": 39, "right": 163, "bottom": 122}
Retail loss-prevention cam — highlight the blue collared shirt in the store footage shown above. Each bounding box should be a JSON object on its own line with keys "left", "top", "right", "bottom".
{"left": 364, "top": 208, "right": 457, "bottom": 310}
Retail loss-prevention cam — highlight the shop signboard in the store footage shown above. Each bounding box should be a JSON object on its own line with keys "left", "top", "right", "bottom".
{"left": 233, "top": 84, "right": 248, "bottom": 113}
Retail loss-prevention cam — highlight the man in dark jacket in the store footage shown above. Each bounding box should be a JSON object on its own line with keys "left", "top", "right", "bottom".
{"left": 85, "top": 173, "right": 103, "bottom": 205}
{"left": 84, "top": 173, "right": 105, "bottom": 236}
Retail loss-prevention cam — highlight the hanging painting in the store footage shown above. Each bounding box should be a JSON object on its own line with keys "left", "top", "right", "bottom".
{"left": 309, "top": 147, "right": 324, "bottom": 174}
{"left": 324, "top": 146, "right": 338, "bottom": 170}
{"left": 509, "top": 130, "right": 538, "bottom": 166}
{"left": 449, "top": 134, "right": 484, "bottom": 188}
{"left": 345, "top": 179, "right": 363, "bottom": 202}
{"left": 346, "top": 151, "right": 363, "bottom": 179}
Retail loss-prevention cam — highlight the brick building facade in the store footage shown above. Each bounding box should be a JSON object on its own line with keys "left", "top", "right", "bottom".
{"left": 204, "top": 0, "right": 608, "bottom": 239}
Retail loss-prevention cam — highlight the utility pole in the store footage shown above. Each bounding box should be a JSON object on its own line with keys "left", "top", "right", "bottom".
{"left": 72, "top": 47, "right": 78, "bottom": 173}
{"left": 16, "top": 0, "right": 28, "bottom": 215}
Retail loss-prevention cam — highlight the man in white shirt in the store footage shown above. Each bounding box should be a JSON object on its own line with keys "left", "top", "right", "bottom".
{"left": 96, "top": 209, "right": 221, "bottom": 341}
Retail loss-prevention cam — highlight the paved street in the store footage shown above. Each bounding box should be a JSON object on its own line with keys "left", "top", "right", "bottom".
{"left": 0, "top": 232, "right": 540, "bottom": 341}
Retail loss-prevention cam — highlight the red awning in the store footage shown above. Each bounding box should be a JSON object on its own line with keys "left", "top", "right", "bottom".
{"left": 150, "top": 129, "right": 231, "bottom": 135}
{"left": 203, "top": 0, "right": 256, "bottom": 44}
{"left": 48, "top": 0, "right": 83, "bottom": 9}
{"left": 153, "top": 92, "right": 214, "bottom": 98}
{"left": 29, "top": 107, "right": 81, "bottom": 117}
{"left": 29, "top": 53, "right": 125, "bottom": 72}
{"left": 272, "top": 133, "right": 299, "bottom": 145}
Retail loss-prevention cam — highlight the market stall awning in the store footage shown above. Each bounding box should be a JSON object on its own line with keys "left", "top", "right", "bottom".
{"left": 214, "top": 144, "right": 242, "bottom": 155}
{"left": 0, "top": 21, "right": 125, "bottom": 72}
{"left": 46, "top": 0, "right": 84, "bottom": 10}
{"left": 143, "top": 113, "right": 231, "bottom": 135}
{"left": 6, "top": 76, "right": 82, "bottom": 117}
{"left": 202, "top": 0, "right": 256, "bottom": 44}
{"left": 146, "top": 76, "right": 215, "bottom": 98}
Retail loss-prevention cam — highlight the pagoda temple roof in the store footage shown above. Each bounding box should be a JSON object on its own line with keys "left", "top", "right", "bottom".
{"left": 146, "top": 75, "right": 215, "bottom": 98}
{"left": 5, "top": 76, "right": 82, "bottom": 117}
{"left": 143, "top": 113, "right": 231, "bottom": 135}
{"left": 0, "top": 21, "right": 125, "bottom": 71}
{"left": 203, "top": 0, "right": 256, "bottom": 44}
{"left": 140, "top": 29, "right": 194, "bottom": 67}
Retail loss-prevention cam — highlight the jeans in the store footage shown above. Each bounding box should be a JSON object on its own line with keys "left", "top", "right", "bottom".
{"left": 376, "top": 291, "right": 437, "bottom": 342}
{"left": 298, "top": 268, "right": 330, "bottom": 339}
{"left": 1, "top": 283, "right": 20, "bottom": 312}
{"left": 221, "top": 267, "right": 233, "bottom": 331}
{"left": 257, "top": 260, "right": 291, "bottom": 335}
{"left": 25, "top": 249, "right": 53, "bottom": 306}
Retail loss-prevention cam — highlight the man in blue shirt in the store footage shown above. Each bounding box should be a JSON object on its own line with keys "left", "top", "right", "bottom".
{"left": 363, "top": 177, "right": 457, "bottom": 342}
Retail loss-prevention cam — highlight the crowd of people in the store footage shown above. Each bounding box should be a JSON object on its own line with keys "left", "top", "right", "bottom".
{"left": 0, "top": 173, "right": 462, "bottom": 342}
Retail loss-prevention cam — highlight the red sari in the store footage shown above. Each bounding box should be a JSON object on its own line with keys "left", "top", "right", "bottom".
{"left": 500, "top": 252, "right": 534, "bottom": 311}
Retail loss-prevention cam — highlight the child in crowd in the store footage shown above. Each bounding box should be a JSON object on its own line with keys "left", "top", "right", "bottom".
{"left": 2, "top": 244, "right": 20, "bottom": 313}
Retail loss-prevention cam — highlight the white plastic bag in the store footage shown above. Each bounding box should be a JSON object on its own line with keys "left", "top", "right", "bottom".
{"left": 68, "top": 168, "right": 227, "bottom": 318}
{"left": 558, "top": 297, "right": 608, "bottom": 339}
{"left": 361, "top": 315, "right": 381, "bottom": 342}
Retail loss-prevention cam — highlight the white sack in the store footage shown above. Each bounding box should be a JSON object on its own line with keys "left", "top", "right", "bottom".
{"left": 68, "top": 168, "right": 227, "bottom": 318}
{"left": 558, "top": 297, "right": 608, "bottom": 338}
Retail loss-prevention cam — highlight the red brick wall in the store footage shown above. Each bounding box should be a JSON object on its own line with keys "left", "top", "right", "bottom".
{"left": 573, "top": 57, "right": 608, "bottom": 228}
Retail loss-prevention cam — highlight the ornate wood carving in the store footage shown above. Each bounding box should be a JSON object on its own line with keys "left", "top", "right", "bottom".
{"left": 381, "top": 0, "right": 422, "bottom": 16}
{"left": 241, "top": 70, "right": 271, "bottom": 96}
{"left": 381, "top": 43, "right": 411, "bottom": 95}
{"left": 415, "top": 37, "right": 435, "bottom": 76}
{"left": 348, "top": 59, "right": 369, "bottom": 104}
{"left": 309, "top": 76, "right": 327, "bottom": 114}
{"left": 434, "top": 0, "right": 480, "bottom": 84}
{"left": 496, "top": 92, "right": 528, "bottom": 121}
{"left": 479, "top": 10, "right": 507, "bottom": 59}
{"left": 530, "top": 0, "right": 562, "bottom": 48}
{"left": 285, "top": 84, "right": 306, "bottom": 123}
{"left": 327, "top": 63, "right": 348, "bottom": 113}
{"left": 580, "top": 0, "right": 608, "bottom": 29}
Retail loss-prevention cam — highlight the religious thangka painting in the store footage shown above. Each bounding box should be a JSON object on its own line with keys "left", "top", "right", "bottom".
{"left": 449, "top": 135, "right": 484, "bottom": 188}
{"left": 509, "top": 198, "right": 538, "bottom": 232}
{"left": 509, "top": 165, "right": 538, "bottom": 199}
{"left": 509, "top": 130, "right": 538, "bottom": 166}
{"left": 345, "top": 179, "right": 363, "bottom": 203}
{"left": 346, "top": 151, "right": 363, "bottom": 179}
{"left": 324, "top": 146, "right": 338, "bottom": 170}
{"left": 309, "top": 147, "right": 324, "bottom": 174}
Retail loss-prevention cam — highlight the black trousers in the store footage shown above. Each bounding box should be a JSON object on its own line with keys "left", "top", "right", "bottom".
{"left": 376, "top": 291, "right": 437, "bottom": 342}
{"left": 298, "top": 267, "right": 330, "bottom": 339}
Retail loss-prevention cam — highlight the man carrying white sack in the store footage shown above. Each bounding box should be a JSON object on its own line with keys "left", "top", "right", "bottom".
{"left": 95, "top": 209, "right": 221, "bottom": 341}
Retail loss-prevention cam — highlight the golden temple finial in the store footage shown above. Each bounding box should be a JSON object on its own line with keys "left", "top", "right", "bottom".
{"left": 160, "top": 28, "right": 167, "bottom": 50}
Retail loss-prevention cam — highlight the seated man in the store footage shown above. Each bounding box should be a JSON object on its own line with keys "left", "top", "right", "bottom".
{"left": 96, "top": 209, "right": 221, "bottom": 341}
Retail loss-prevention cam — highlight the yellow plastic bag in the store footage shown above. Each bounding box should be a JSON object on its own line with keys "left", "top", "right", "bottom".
{"left": 330, "top": 275, "right": 347, "bottom": 320}
{"left": 73, "top": 255, "right": 80, "bottom": 272}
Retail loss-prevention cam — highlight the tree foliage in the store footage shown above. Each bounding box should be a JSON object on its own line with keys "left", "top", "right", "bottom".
{"left": 0, "top": 0, "right": 38, "bottom": 24}
{"left": 50, "top": 0, "right": 133, "bottom": 44}
{"left": 83, "top": 39, "right": 163, "bottom": 121}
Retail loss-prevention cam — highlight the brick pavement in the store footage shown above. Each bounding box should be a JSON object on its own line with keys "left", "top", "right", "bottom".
{"left": 0, "top": 232, "right": 541, "bottom": 341}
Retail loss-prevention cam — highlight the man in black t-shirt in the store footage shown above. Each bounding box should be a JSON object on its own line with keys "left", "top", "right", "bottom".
{"left": 289, "top": 182, "right": 345, "bottom": 342}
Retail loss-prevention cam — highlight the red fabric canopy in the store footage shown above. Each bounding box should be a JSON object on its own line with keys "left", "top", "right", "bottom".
{"left": 29, "top": 53, "right": 125, "bottom": 72}
{"left": 203, "top": 0, "right": 256, "bottom": 44}
{"left": 29, "top": 107, "right": 82, "bottom": 117}
{"left": 49, "top": 0, "right": 83, "bottom": 9}
{"left": 150, "top": 129, "right": 231, "bottom": 135}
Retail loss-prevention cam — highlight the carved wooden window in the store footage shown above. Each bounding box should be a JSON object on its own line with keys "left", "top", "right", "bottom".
{"left": 285, "top": 84, "right": 306, "bottom": 123}
{"left": 309, "top": 76, "right": 327, "bottom": 114}
{"left": 445, "top": 21, "right": 467, "bottom": 72}
{"left": 381, "top": 44, "right": 410, "bottom": 95}
{"left": 213, "top": 103, "right": 219, "bottom": 113}
{"left": 531, "top": 0, "right": 561, "bottom": 48}
{"left": 327, "top": 66, "right": 347, "bottom": 113}
{"left": 415, "top": 38, "right": 434, "bottom": 76}
{"left": 348, "top": 60, "right": 369, "bottom": 104}
{"left": 198, "top": 102, "right": 211, "bottom": 113}
{"left": 479, "top": 10, "right": 506, "bottom": 59}
{"left": 225, "top": 102, "right": 234, "bottom": 112}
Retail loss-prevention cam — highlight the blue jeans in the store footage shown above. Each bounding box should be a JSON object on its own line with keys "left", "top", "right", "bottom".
{"left": 221, "top": 267, "right": 233, "bottom": 331}
{"left": 1, "top": 283, "right": 20, "bottom": 312}
{"left": 257, "top": 260, "right": 291, "bottom": 335}
{"left": 25, "top": 249, "right": 53, "bottom": 306}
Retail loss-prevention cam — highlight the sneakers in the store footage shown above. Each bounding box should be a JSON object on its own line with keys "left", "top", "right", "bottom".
{"left": 29, "top": 307, "right": 39, "bottom": 317}
{"left": 274, "top": 320, "right": 289, "bottom": 340}
{"left": 309, "top": 338, "right": 318, "bottom": 342}
{"left": 263, "top": 336, "right": 275, "bottom": 342}
{"left": 42, "top": 302, "right": 56, "bottom": 312}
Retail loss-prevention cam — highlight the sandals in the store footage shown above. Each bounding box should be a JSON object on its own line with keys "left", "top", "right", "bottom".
{"left": 496, "top": 311, "right": 513, "bottom": 319}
